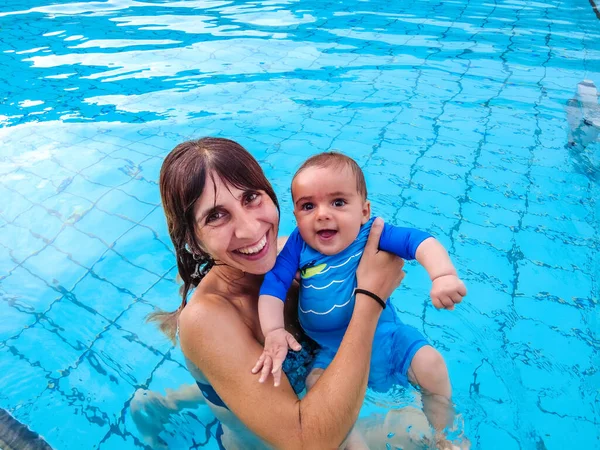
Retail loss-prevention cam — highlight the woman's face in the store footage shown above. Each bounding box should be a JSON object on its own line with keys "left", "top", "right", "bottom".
{"left": 193, "top": 171, "right": 279, "bottom": 275}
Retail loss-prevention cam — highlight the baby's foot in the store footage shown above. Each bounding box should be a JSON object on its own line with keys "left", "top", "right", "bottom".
{"left": 435, "top": 434, "right": 471, "bottom": 450}
{"left": 130, "top": 390, "right": 171, "bottom": 449}
{"left": 343, "top": 429, "right": 370, "bottom": 450}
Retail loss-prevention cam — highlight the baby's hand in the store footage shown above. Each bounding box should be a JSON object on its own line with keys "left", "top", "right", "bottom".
{"left": 252, "top": 328, "right": 301, "bottom": 387}
{"left": 430, "top": 275, "right": 467, "bottom": 310}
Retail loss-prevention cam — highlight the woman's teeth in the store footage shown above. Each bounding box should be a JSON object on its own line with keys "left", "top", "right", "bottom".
{"left": 237, "top": 235, "right": 267, "bottom": 255}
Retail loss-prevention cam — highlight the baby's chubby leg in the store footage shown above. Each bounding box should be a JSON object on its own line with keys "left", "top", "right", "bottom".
{"left": 305, "top": 368, "right": 369, "bottom": 450}
{"left": 408, "top": 346, "right": 469, "bottom": 450}
{"left": 130, "top": 384, "right": 206, "bottom": 448}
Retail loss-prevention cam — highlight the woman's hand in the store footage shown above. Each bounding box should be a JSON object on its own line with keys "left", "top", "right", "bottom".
{"left": 356, "top": 218, "right": 405, "bottom": 303}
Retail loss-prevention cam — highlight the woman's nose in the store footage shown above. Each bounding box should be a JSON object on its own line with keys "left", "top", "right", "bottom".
{"left": 233, "top": 210, "right": 261, "bottom": 239}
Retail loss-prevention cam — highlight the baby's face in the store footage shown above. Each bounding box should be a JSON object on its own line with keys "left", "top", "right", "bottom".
{"left": 292, "top": 165, "right": 370, "bottom": 255}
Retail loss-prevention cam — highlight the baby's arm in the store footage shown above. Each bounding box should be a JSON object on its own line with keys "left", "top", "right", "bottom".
{"left": 379, "top": 224, "right": 466, "bottom": 310}
{"left": 256, "top": 295, "right": 302, "bottom": 387}
{"left": 415, "top": 238, "right": 466, "bottom": 310}
{"left": 254, "top": 229, "right": 303, "bottom": 386}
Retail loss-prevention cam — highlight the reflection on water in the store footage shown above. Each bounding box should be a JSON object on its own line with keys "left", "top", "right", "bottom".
{"left": 2, "top": 0, "right": 599, "bottom": 127}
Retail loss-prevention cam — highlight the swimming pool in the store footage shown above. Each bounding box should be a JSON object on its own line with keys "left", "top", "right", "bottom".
{"left": 0, "top": 0, "right": 598, "bottom": 448}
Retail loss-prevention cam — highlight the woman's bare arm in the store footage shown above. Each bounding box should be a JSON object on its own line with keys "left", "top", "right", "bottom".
{"left": 180, "top": 218, "right": 405, "bottom": 449}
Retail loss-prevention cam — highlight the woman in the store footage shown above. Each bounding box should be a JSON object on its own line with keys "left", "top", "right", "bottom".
{"left": 149, "top": 137, "right": 406, "bottom": 449}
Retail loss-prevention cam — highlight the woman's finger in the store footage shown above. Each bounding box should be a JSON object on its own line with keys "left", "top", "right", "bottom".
{"left": 363, "top": 217, "right": 384, "bottom": 255}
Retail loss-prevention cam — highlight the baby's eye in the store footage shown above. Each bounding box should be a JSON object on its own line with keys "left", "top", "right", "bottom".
{"left": 301, "top": 202, "right": 314, "bottom": 211}
{"left": 333, "top": 199, "right": 346, "bottom": 207}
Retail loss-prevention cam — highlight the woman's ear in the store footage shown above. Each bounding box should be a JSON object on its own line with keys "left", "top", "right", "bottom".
{"left": 361, "top": 200, "right": 371, "bottom": 224}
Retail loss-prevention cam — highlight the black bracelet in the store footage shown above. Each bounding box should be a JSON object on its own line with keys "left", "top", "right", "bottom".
{"left": 354, "top": 288, "right": 386, "bottom": 310}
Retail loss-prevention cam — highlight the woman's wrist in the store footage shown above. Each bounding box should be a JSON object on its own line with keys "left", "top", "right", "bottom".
{"left": 354, "top": 288, "right": 386, "bottom": 309}
{"left": 353, "top": 291, "right": 385, "bottom": 320}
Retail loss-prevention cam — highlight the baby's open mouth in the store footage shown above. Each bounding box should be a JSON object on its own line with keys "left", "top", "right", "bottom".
{"left": 317, "top": 229, "right": 337, "bottom": 240}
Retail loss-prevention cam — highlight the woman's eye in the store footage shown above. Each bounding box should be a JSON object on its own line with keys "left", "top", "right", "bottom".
{"left": 244, "top": 192, "right": 260, "bottom": 204}
{"left": 333, "top": 199, "right": 346, "bottom": 207}
{"left": 206, "top": 211, "right": 224, "bottom": 224}
{"left": 301, "top": 203, "right": 314, "bottom": 211}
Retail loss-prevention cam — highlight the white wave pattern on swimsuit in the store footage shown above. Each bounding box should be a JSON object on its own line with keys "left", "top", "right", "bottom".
{"left": 299, "top": 297, "right": 352, "bottom": 315}
{"left": 302, "top": 278, "right": 347, "bottom": 290}
{"left": 313, "top": 251, "right": 363, "bottom": 277}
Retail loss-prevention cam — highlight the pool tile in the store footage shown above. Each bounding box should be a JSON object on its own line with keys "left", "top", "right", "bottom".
{"left": 97, "top": 432, "right": 145, "bottom": 450}
{"left": 116, "top": 177, "right": 161, "bottom": 206}
{"left": 0, "top": 297, "right": 38, "bottom": 342}
{"left": 92, "top": 325, "right": 164, "bottom": 386}
{"left": 62, "top": 175, "right": 114, "bottom": 205}
{"left": 72, "top": 273, "right": 137, "bottom": 320}
{"left": 458, "top": 220, "right": 514, "bottom": 253}
{"left": 0, "top": 267, "right": 61, "bottom": 314}
{"left": 476, "top": 423, "right": 521, "bottom": 450}
{"left": 51, "top": 226, "right": 108, "bottom": 269}
{"left": 43, "top": 192, "right": 93, "bottom": 224}
{"left": 57, "top": 350, "right": 134, "bottom": 427}
{"left": 93, "top": 250, "right": 160, "bottom": 298}
{"left": 75, "top": 208, "right": 135, "bottom": 246}
{"left": 0, "top": 184, "right": 33, "bottom": 222}
{"left": 515, "top": 228, "right": 591, "bottom": 272}
{"left": 80, "top": 160, "right": 136, "bottom": 188}
{"left": 411, "top": 170, "right": 468, "bottom": 198}
{"left": 0, "top": 223, "right": 48, "bottom": 263}
{"left": 95, "top": 188, "right": 156, "bottom": 223}
{"left": 116, "top": 301, "right": 173, "bottom": 355}
{"left": 517, "top": 259, "right": 593, "bottom": 306}
{"left": 402, "top": 187, "right": 460, "bottom": 219}
{"left": 461, "top": 198, "right": 522, "bottom": 228}
{"left": 56, "top": 144, "right": 107, "bottom": 173}
{"left": 22, "top": 245, "right": 88, "bottom": 291}
{"left": 140, "top": 277, "right": 180, "bottom": 312}
{"left": 506, "top": 320, "right": 593, "bottom": 371}
{"left": 7, "top": 322, "right": 82, "bottom": 376}
{"left": 13, "top": 205, "right": 64, "bottom": 242}
{"left": 0, "top": 244, "right": 17, "bottom": 278}
{"left": 43, "top": 297, "right": 110, "bottom": 350}
{"left": 0, "top": 346, "right": 49, "bottom": 410}
{"left": 454, "top": 240, "right": 514, "bottom": 289}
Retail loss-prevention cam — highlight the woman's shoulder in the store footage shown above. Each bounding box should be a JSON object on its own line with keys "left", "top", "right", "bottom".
{"left": 178, "top": 290, "right": 243, "bottom": 346}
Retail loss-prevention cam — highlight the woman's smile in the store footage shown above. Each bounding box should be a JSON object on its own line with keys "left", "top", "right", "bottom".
{"left": 232, "top": 230, "right": 271, "bottom": 261}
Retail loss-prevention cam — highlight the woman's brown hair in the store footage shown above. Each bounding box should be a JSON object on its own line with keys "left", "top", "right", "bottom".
{"left": 148, "top": 137, "right": 279, "bottom": 342}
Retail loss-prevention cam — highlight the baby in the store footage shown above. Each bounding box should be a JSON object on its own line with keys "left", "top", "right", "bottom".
{"left": 253, "top": 152, "right": 467, "bottom": 449}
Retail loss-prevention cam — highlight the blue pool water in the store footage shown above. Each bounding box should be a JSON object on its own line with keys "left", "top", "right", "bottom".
{"left": 0, "top": 0, "right": 598, "bottom": 448}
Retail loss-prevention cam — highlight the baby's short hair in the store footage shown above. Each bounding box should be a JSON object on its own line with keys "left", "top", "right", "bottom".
{"left": 292, "top": 152, "right": 367, "bottom": 200}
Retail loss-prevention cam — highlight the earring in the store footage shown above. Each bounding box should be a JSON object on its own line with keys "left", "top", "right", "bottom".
{"left": 190, "top": 252, "right": 214, "bottom": 279}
